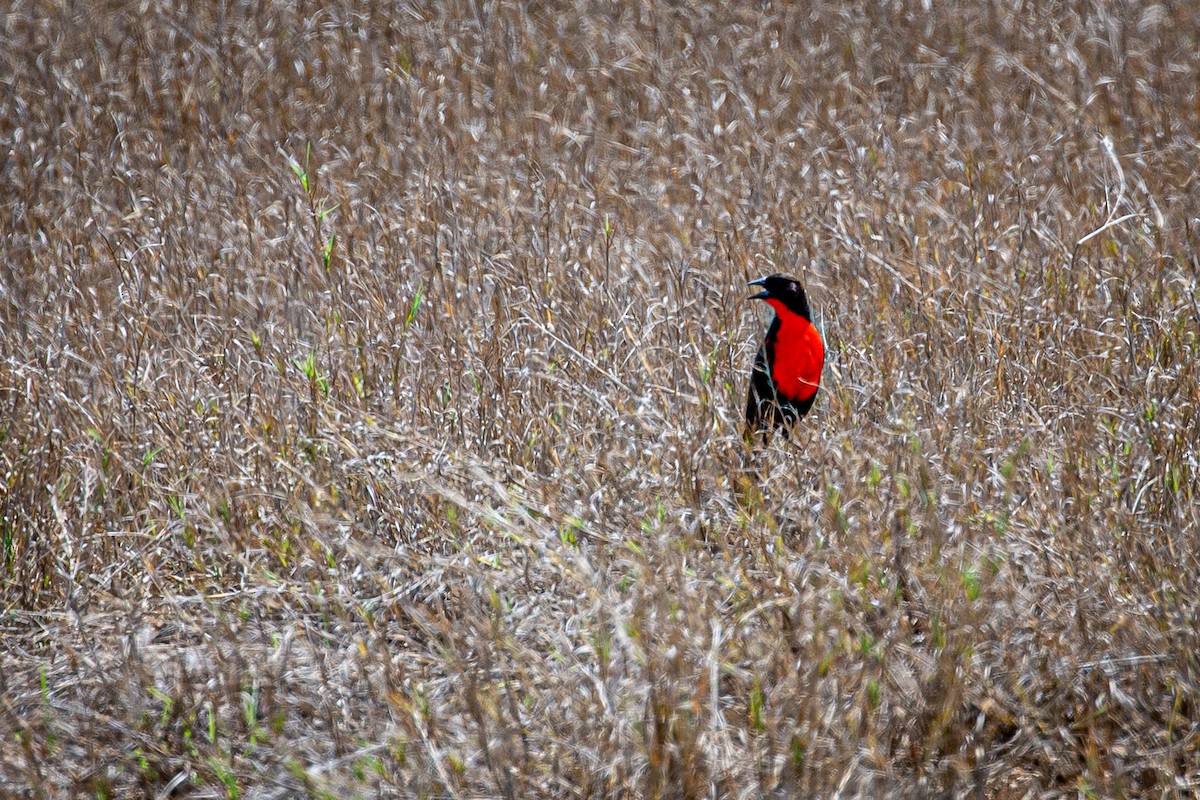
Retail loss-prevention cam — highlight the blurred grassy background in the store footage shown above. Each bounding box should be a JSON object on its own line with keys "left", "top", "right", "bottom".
{"left": 3, "top": 1, "right": 1200, "bottom": 796}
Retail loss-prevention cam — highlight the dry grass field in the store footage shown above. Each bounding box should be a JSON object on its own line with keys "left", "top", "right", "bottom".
{"left": 3, "top": 1, "right": 1200, "bottom": 797}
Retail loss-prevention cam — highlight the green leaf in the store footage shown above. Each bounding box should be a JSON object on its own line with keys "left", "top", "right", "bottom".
{"left": 749, "top": 680, "right": 765, "bottom": 731}
{"left": 406, "top": 287, "right": 424, "bottom": 330}
{"left": 322, "top": 233, "right": 335, "bottom": 271}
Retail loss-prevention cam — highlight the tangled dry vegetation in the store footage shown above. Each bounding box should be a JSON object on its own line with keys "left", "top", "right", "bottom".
{"left": 3, "top": 1, "right": 1200, "bottom": 797}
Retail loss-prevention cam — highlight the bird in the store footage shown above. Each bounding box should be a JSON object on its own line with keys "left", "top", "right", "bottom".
{"left": 744, "top": 274, "right": 825, "bottom": 441}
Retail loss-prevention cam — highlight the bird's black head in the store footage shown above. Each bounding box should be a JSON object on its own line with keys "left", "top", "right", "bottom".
{"left": 748, "top": 274, "right": 812, "bottom": 320}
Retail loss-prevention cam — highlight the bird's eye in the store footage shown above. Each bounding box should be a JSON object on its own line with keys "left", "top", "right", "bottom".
{"left": 789, "top": 282, "right": 797, "bottom": 293}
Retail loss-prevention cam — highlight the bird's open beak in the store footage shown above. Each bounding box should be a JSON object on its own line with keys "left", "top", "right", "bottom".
{"left": 747, "top": 277, "right": 770, "bottom": 301}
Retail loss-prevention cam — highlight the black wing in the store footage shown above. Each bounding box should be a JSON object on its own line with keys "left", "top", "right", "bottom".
{"left": 744, "top": 340, "right": 780, "bottom": 440}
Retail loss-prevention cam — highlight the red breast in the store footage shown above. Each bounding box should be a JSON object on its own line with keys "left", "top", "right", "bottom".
{"left": 767, "top": 299, "right": 824, "bottom": 402}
